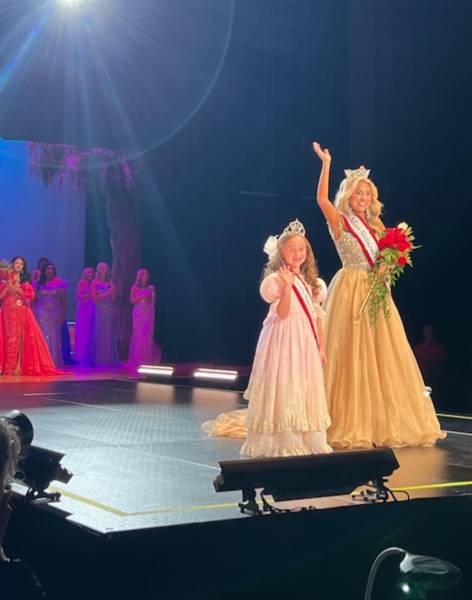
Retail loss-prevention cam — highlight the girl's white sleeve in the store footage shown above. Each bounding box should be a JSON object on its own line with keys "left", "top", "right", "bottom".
{"left": 259, "top": 273, "right": 283, "bottom": 304}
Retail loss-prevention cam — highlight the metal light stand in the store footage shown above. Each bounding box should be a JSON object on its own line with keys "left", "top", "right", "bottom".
{"left": 352, "top": 477, "right": 396, "bottom": 503}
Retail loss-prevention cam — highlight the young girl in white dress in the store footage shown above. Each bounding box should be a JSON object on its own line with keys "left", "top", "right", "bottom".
{"left": 204, "top": 219, "right": 332, "bottom": 457}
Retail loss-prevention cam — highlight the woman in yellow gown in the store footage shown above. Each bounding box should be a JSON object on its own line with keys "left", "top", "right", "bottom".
{"left": 312, "top": 142, "right": 445, "bottom": 448}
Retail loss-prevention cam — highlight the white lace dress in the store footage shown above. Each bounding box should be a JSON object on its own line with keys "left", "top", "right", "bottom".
{"left": 203, "top": 274, "right": 332, "bottom": 457}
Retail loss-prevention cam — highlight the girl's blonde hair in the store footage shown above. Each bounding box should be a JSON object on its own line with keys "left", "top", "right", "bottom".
{"left": 334, "top": 175, "right": 383, "bottom": 234}
{"left": 263, "top": 232, "right": 319, "bottom": 294}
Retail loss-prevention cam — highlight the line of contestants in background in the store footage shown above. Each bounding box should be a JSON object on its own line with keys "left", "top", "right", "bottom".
{"left": 203, "top": 143, "right": 446, "bottom": 454}
{"left": 0, "top": 259, "right": 157, "bottom": 376}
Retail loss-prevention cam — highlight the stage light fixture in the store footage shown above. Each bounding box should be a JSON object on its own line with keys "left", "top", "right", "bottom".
{"left": 137, "top": 365, "right": 175, "bottom": 378}
{"left": 364, "top": 546, "right": 462, "bottom": 599}
{"left": 1, "top": 411, "right": 72, "bottom": 502}
{"left": 214, "top": 448, "right": 399, "bottom": 515}
{"left": 193, "top": 368, "right": 238, "bottom": 382}
{"left": 15, "top": 446, "right": 72, "bottom": 502}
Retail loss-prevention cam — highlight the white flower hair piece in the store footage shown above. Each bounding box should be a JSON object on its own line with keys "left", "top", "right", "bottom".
{"left": 344, "top": 166, "right": 371, "bottom": 180}
{"left": 263, "top": 235, "right": 279, "bottom": 258}
{"left": 263, "top": 218, "right": 306, "bottom": 258}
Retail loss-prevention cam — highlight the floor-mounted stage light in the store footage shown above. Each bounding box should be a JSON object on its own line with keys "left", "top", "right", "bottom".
{"left": 193, "top": 368, "right": 238, "bottom": 383}
{"left": 137, "top": 365, "right": 175, "bottom": 382}
{"left": 16, "top": 446, "right": 72, "bottom": 502}
{"left": 364, "top": 546, "right": 462, "bottom": 599}
{"left": 214, "top": 448, "right": 399, "bottom": 515}
{"left": 1, "top": 411, "right": 72, "bottom": 503}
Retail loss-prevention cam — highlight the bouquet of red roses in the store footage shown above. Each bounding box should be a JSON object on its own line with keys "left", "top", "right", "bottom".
{"left": 366, "top": 222, "right": 417, "bottom": 324}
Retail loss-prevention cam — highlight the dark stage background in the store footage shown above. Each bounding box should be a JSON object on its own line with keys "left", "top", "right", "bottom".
{"left": 1, "top": 1, "right": 471, "bottom": 404}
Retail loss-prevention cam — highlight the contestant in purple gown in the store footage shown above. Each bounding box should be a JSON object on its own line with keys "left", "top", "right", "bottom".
{"left": 90, "top": 262, "right": 119, "bottom": 366}
{"left": 128, "top": 268, "right": 156, "bottom": 369}
{"left": 33, "top": 262, "right": 68, "bottom": 368}
{"left": 74, "top": 267, "right": 96, "bottom": 366}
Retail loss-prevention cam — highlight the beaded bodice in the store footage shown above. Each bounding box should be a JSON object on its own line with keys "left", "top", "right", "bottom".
{"left": 331, "top": 228, "right": 372, "bottom": 271}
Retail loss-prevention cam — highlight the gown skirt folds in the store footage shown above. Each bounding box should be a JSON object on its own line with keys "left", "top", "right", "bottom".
{"left": 203, "top": 274, "right": 332, "bottom": 457}
{"left": 324, "top": 226, "right": 445, "bottom": 449}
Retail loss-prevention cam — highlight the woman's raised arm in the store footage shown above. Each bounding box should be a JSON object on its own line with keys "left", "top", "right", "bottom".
{"left": 312, "top": 142, "right": 341, "bottom": 237}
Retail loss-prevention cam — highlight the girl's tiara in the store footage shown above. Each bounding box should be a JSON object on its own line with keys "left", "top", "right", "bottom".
{"left": 282, "top": 218, "right": 306, "bottom": 237}
{"left": 263, "top": 219, "right": 306, "bottom": 257}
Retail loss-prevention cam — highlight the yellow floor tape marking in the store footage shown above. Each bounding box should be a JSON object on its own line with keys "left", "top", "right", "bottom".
{"left": 392, "top": 480, "right": 472, "bottom": 492}
{"left": 48, "top": 485, "right": 240, "bottom": 515}
{"left": 437, "top": 413, "right": 472, "bottom": 421}
{"left": 50, "top": 479, "right": 472, "bottom": 518}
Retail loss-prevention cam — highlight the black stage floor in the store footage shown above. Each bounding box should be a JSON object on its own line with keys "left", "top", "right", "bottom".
{"left": 1, "top": 378, "right": 472, "bottom": 536}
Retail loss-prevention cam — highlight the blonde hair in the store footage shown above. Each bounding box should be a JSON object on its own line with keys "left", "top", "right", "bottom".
{"left": 96, "top": 262, "right": 111, "bottom": 282}
{"left": 135, "top": 268, "right": 149, "bottom": 286}
{"left": 334, "top": 174, "right": 383, "bottom": 235}
{"left": 81, "top": 267, "right": 95, "bottom": 281}
{"left": 263, "top": 232, "right": 319, "bottom": 293}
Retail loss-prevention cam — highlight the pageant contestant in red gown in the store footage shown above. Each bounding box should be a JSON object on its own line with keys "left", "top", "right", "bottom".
{"left": 0, "top": 257, "right": 60, "bottom": 376}
{"left": 0, "top": 302, "right": 4, "bottom": 374}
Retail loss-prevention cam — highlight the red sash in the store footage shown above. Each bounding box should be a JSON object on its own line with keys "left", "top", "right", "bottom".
{"left": 342, "top": 213, "right": 379, "bottom": 267}
{"left": 292, "top": 275, "right": 320, "bottom": 350}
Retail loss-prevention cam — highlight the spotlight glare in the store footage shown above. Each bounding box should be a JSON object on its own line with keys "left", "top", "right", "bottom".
{"left": 56, "top": 0, "right": 90, "bottom": 9}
